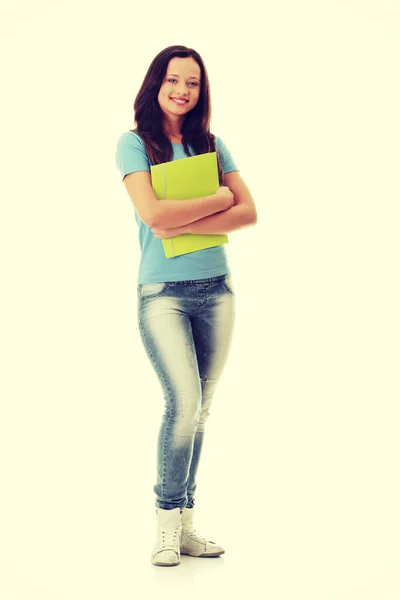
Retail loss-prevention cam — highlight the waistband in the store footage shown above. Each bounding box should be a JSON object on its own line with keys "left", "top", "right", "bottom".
{"left": 143, "top": 274, "right": 230, "bottom": 285}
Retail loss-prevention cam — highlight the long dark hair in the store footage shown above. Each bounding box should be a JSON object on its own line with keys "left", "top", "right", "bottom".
{"left": 130, "top": 45, "right": 225, "bottom": 185}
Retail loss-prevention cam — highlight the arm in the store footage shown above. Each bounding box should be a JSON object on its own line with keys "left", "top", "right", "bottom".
{"left": 152, "top": 171, "right": 257, "bottom": 237}
{"left": 123, "top": 171, "right": 231, "bottom": 229}
{"left": 152, "top": 193, "right": 231, "bottom": 229}
{"left": 184, "top": 170, "right": 258, "bottom": 233}
{"left": 182, "top": 205, "right": 256, "bottom": 234}
{"left": 152, "top": 205, "right": 255, "bottom": 237}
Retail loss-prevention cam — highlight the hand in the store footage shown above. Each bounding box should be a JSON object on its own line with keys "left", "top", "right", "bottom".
{"left": 214, "top": 186, "right": 234, "bottom": 209}
{"left": 151, "top": 225, "right": 186, "bottom": 239}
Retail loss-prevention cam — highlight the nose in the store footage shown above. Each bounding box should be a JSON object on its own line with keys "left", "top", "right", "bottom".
{"left": 175, "top": 85, "right": 189, "bottom": 96}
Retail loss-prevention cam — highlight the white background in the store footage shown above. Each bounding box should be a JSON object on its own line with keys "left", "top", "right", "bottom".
{"left": 1, "top": 1, "right": 399, "bottom": 598}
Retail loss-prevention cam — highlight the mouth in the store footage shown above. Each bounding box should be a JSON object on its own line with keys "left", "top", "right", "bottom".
{"left": 170, "top": 98, "right": 188, "bottom": 106}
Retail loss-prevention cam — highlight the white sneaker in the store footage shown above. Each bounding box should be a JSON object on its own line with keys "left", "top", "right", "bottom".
{"left": 180, "top": 507, "right": 225, "bottom": 557}
{"left": 151, "top": 507, "right": 182, "bottom": 567}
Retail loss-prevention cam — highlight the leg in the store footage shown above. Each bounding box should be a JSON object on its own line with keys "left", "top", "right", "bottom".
{"left": 137, "top": 284, "right": 202, "bottom": 511}
{"left": 186, "top": 280, "right": 236, "bottom": 508}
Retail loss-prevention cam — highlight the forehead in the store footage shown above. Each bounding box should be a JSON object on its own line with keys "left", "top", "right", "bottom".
{"left": 166, "top": 56, "right": 201, "bottom": 79}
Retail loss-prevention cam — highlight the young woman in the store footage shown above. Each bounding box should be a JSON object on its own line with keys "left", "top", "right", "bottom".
{"left": 115, "top": 45, "right": 257, "bottom": 567}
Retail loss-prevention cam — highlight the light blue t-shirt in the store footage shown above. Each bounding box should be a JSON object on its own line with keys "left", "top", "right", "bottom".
{"left": 115, "top": 131, "right": 239, "bottom": 284}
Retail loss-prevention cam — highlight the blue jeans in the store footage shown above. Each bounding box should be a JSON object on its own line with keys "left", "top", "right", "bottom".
{"left": 137, "top": 274, "right": 236, "bottom": 511}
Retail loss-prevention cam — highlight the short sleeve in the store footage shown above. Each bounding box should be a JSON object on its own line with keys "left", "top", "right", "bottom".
{"left": 115, "top": 131, "right": 151, "bottom": 181}
{"left": 215, "top": 136, "right": 239, "bottom": 174}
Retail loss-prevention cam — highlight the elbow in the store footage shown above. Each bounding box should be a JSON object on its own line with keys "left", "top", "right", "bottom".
{"left": 146, "top": 215, "right": 155, "bottom": 228}
{"left": 248, "top": 210, "right": 258, "bottom": 225}
{"left": 144, "top": 209, "right": 158, "bottom": 228}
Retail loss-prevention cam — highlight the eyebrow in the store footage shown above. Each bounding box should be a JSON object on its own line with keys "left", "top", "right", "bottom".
{"left": 168, "top": 73, "right": 200, "bottom": 81}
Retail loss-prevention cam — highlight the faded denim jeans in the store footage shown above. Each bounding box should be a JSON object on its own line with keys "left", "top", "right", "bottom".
{"left": 137, "top": 274, "right": 236, "bottom": 511}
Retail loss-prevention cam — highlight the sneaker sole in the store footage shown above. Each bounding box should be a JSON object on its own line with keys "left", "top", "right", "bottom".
{"left": 180, "top": 550, "right": 225, "bottom": 557}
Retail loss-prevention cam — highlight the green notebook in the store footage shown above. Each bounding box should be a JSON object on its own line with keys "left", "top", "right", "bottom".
{"left": 150, "top": 152, "right": 229, "bottom": 258}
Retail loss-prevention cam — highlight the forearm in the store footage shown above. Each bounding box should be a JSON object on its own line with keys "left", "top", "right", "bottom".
{"left": 152, "top": 194, "right": 228, "bottom": 229}
{"left": 180, "top": 205, "right": 256, "bottom": 235}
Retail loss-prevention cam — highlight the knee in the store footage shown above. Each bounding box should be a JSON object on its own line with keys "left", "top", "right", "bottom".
{"left": 172, "top": 393, "right": 201, "bottom": 435}
{"left": 197, "top": 402, "right": 212, "bottom": 433}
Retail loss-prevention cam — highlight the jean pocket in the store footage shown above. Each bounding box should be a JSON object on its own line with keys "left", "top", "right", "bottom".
{"left": 138, "top": 281, "right": 169, "bottom": 300}
{"left": 222, "top": 274, "right": 235, "bottom": 296}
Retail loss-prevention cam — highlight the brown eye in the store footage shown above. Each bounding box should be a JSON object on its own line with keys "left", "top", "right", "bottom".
{"left": 167, "top": 78, "right": 198, "bottom": 86}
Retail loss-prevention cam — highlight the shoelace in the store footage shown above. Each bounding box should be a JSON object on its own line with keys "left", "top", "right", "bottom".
{"left": 160, "top": 527, "right": 180, "bottom": 549}
{"left": 181, "top": 526, "right": 213, "bottom": 545}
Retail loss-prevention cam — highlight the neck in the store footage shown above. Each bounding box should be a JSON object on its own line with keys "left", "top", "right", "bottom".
{"left": 163, "top": 117, "right": 184, "bottom": 139}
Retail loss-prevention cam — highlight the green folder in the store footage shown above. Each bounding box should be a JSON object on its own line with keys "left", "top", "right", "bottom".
{"left": 150, "top": 152, "right": 229, "bottom": 258}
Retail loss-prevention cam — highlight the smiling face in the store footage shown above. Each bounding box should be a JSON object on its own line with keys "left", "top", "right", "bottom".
{"left": 157, "top": 56, "right": 201, "bottom": 137}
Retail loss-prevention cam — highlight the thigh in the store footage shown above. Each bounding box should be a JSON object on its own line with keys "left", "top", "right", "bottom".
{"left": 191, "top": 276, "right": 236, "bottom": 383}
{"left": 137, "top": 282, "right": 202, "bottom": 402}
